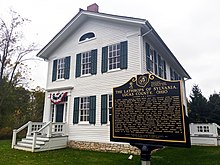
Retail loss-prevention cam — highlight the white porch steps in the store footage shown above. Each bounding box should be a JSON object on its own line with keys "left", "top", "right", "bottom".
{"left": 14, "top": 135, "right": 68, "bottom": 152}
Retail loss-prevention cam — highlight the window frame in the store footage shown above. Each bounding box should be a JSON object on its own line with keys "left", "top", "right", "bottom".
{"left": 108, "top": 43, "right": 121, "bottom": 71}
{"left": 79, "top": 32, "right": 96, "bottom": 43}
{"left": 81, "top": 51, "right": 92, "bottom": 76}
{"left": 57, "top": 58, "right": 65, "bottom": 80}
{"left": 79, "top": 97, "right": 90, "bottom": 123}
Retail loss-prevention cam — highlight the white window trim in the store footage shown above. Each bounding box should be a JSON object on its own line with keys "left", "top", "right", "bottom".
{"left": 79, "top": 96, "right": 90, "bottom": 124}
{"left": 107, "top": 94, "right": 112, "bottom": 125}
{"left": 57, "top": 58, "right": 65, "bottom": 80}
{"left": 81, "top": 51, "right": 92, "bottom": 76}
{"left": 108, "top": 43, "right": 121, "bottom": 71}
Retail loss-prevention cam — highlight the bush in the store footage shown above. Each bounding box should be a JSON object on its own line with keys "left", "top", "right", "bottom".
{"left": 0, "top": 127, "right": 12, "bottom": 139}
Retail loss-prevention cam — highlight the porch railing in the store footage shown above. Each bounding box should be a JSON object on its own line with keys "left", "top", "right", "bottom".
{"left": 12, "top": 121, "right": 67, "bottom": 151}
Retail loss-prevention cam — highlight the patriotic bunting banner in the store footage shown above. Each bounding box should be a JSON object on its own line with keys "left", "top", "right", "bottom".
{"left": 50, "top": 92, "right": 68, "bottom": 104}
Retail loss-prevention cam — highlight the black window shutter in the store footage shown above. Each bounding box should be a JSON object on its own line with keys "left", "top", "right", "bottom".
{"left": 73, "top": 97, "right": 79, "bottom": 124}
{"left": 101, "top": 94, "right": 107, "bottom": 124}
{"left": 75, "top": 53, "right": 81, "bottom": 78}
{"left": 120, "top": 41, "right": 128, "bottom": 69}
{"left": 146, "top": 43, "right": 151, "bottom": 71}
{"left": 91, "top": 49, "right": 97, "bottom": 75}
{"left": 101, "top": 46, "right": 108, "bottom": 73}
{"left": 64, "top": 56, "right": 71, "bottom": 79}
{"left": 89, "top": 96, "right": 96, "bottom": 124}
{"left": 163, "top": 60, "right": 167, "bottom": 79}
{"left": 52, "top": 59, "right": 57, "bottom": 82}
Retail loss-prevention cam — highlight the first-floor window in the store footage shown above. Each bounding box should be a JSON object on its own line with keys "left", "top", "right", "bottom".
{"left": 80, "top": 97, "right": 90, "bottom": 122}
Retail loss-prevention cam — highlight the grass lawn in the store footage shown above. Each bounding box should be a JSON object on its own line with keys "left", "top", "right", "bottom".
{"left": 1, "top": 140, "right": 220, "bottom": 165}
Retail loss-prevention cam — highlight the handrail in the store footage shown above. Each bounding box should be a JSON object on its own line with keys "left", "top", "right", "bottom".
{"left": 16, "top": 121, "right": 32, "bottom": 133}
{"left": 36, "top": 121, "right": 52, "bottom": 133}
{"left": 11, "top": 121, "right": 32, "bottom": 148}
{"left": 32, "top": 121, "right": 52, "bottom": 152}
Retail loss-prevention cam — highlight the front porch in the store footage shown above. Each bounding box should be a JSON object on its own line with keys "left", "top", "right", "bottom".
{"left": 12, "top": 121, "right": 68, "bottom": 152}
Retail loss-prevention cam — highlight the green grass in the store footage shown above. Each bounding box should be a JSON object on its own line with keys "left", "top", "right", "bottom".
{"left": 151, "top": 146, "right": 220, "bottom": 165}
{"left": 1, "top": 140, "right": 220, "bottom": 165}
{"left": 0, "top": 140, "right": 140, "bottom": 165}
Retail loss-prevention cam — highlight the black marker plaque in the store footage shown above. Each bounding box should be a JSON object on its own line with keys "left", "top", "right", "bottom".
{"left": 110, "top": 73, "right": 190, "bottom": 147}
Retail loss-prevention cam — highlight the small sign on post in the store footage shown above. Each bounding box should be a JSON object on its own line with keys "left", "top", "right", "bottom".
{"left": 110, "top": 73, "right": 190, "bottom": 163}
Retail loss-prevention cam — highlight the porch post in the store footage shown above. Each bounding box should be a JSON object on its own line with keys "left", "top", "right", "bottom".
{"left": 11, "top": 130, "right": 17, "bottom": 148}
{"left": 27, "top": 121, "right": 32, "bottom": 136}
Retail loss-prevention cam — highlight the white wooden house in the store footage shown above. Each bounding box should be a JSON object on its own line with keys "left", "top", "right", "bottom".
{"left": 12, "top": 4, "right": 190, "bottom": 152}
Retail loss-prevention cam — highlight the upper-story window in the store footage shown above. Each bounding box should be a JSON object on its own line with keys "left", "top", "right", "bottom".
{"left": 158, "top": 55, "right": 166, "bottom": 79}
{"left": 146, "top": 43, "right": 166, "bottom": 79}
{"left": 79, "top": 32, "right": 95, "bottom": 42}
{"left": 170, "top": 67, "right": 181, "bottom": 80}
{"left": 57, "top": 58, "right": 65, "bottom": 79}
{"left": 109, "top": 43, "right": 120, "bottom": 70}
{"left": 101, "top": 41, "right": 128, "bottom": 73}
{"left": 82, "top": 51, "right": 91, "bottom": 75}
{"left": 75, "top": 49, "right": 97, "bottom": 78}
{"left": 52, "top": 56, "right": 71, "bottom": 82}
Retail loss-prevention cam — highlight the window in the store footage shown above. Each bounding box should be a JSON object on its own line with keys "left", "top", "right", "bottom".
{"left": 73, "top": 96, "right": 96, "bottom": 124}
{"left": 81, "top": 51, "right": 91, "bottom": 75}
{"left": 80, "top": 97, "right": 90, "bottom": 122}
{"left": 109, "top": 43, "right": 120, "bottom": 70}
{"left": 101, "top": 41, "right": 128, "bottom": 73}
{"left": 158, "top": 55, "right": 166, "bottom": 79}
{"left": 52, "top": 56, "right": 71, "bottom": 81}
{"left": 75, "top": 49, "right": 97, "bottom": 78}
{"left": 57, "top": 58, "right": 65, "bottom": 79}
{"left": 146, "top": 43, "right": 167, "bottom": 79}
{"left": 79, "top": 32, "right": 95, "bottom": 42}
{"left": 170, "top": 67, "right": 181, "bottom": 80}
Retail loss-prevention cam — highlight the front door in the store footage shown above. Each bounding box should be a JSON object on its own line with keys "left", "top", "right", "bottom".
{"left": 56, "top": 104, "right": 64, "bottom": 122}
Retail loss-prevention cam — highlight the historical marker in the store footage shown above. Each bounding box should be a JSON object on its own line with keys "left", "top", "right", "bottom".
{"left": 110, "top": 73, "right": 191, "bottom": 147}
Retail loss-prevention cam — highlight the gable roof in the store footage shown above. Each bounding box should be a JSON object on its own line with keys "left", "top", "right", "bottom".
{"left": 36, "top": 9, "right": 191, "bottom": 79}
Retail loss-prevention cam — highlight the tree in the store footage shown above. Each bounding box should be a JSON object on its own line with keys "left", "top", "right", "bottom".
{"left": 188, "top": 85, "right": 208, "bottom": 123}
{"left": 207, "top": 93, "right": 220, "bottom": 125}
{"left": 0, "top": 9, "right": 38, "bottom": 122}
{"left": 28, "top": 87, "right": 45, "bottom": 122}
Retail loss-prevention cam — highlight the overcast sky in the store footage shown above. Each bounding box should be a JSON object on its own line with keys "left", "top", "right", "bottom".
{"left": 1, "top": 0, "right": 220, "bottom": 99}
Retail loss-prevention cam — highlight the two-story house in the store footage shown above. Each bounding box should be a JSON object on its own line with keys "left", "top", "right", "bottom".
{"left": 12, "top": 4, "right": 190, "bottom": 153}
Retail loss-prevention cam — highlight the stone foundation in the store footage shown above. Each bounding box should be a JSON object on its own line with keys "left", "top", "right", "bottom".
{"left": 68, "top": 140, "right": 140, "bottom": 155}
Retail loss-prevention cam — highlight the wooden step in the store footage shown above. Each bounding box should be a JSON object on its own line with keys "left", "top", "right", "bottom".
{"left": 21, "top": 138, "right": 46, "bottom": 145}
{"left": 17, "top": 141, "right": 41, "bottom": 149}
{"left": 26, "top": 135, "right": 49, "bottom": 142}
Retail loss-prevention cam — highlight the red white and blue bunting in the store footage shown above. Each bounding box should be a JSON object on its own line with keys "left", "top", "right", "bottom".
{"left": 50, "top": 92, "right": 68, "bottom": 104}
